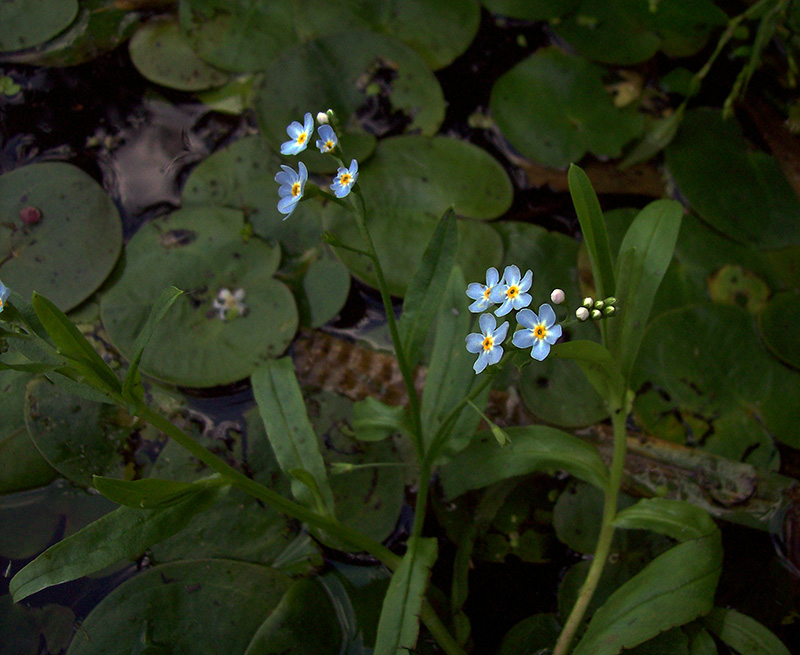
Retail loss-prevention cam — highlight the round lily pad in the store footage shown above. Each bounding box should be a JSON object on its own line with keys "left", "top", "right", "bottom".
{"left": 100, "top": 206, "right": 298, "bottom": 388}
{"left": 665, "top": 109, "right": 800, "bottom": 249}
{"left": 181, "top": 135, "right": 321, "bottom": 254}
{"left": 632, "top": 303, "right": 785, "bottom": 465}
{"left": 553, "top": 0, "right": 726, "bottom": 65}
{"left": 0, "top": 369, "right": 57, "bottom": 494}
{"left": 0, "top": 162, "right": 122, "bottom": 311}
{"left": 321, "top": 135, "right": 509, "bottom": 296}
{"left": 483, "top": 0, "right": 578, "bottom": 20}
{"left": 759, "top": 290, "right": 800, "bottom": 370}
{"left": 300, "top": 254, "right": 351, "bottom": 328}
{"left": 24, "top": 377, "right": 132, "bottom": 488}
{"left": 0, "top": 0, "right": 78, "bottom": 52}
{"left": 255, "top": 30, "right": 445, "bottom": 171}
{"left": 67, "top": 559, "right": 293, "bottom": 655}
{"left": 490, "top": 47, "right": 644, "bottom": 169}
{"left": 129, "top": 19, "right": 229, "bottom": 91}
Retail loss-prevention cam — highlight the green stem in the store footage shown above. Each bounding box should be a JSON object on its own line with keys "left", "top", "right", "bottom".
{"left": 349, "top": 190, "right": 424, "bottom": 459}
{"left": 420, "top": 600, "right": 469, "bottom": 655}
{"left": 134, "top": 403, "right": 401, "bottom": 569}
{"left": 553, "top": 404, "right": 628, "bottom": 655}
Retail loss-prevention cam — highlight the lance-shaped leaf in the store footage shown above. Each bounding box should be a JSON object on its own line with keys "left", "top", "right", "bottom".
{"left": 440, "top": 426, "right": 609, "bottom": 499}
{"left": 93, "top": 475, "right": 222, "bottom": 509}
{"left": 252, "top": 358, "right": 335, "bottom": 514}
{"left": 572, "top": 530, "right": 722, "bottom": 655}
{"left": 10, "top": 485, "right": 225, "bottom": 601}
{"left": 606, "top": 199, "right": 682, "bottom": 381}
{"left": 568, "top": 164, "right": 615, "bottom": 301}
{"left": 374, "top": 537, "right": 438, "bottom": 655}
{"left": 398, "top": 208, "right": 459, "bottom": 369}
{"left": 613, "top": 497, "right": 717, "bottom": 542}
{"left": 549, "top": 340, "right": 626, "bottom": 408}
{"left": 122, "top": 286, "right": 182, "bottom": 404}
{"left": 352, "top": 396, "right": 408, "bottom": 442}
{"left": 31, "top": 293, "right": 121, "bottom": 397}
{"left": 703, "top": 607, "right": 790, "bottom": 655}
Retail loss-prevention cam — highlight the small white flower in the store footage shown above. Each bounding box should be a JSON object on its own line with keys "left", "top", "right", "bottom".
{"left": 317, "top": 111, "right": 329, "bottom": 124}
{"left": 212, "top": 288, "right": 247, "bottom": 321}
{"left": 576, "top": 307, "right": 589, "bottom": 321}
{"left": 550, "top": 288, "right": 565, "bottom": 305}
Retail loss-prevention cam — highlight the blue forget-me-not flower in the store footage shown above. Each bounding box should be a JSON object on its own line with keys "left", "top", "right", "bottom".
{"left": 490, "top": 265, "right": 533, "bottom": 317}
{"left": 280, "top": 113, "right": 314, "bottom": 156}
{"left": 512, "top": 304, "right": 562, "bottom": 361}
{"left": 466, "top": 267, "right": 501, "bottom": 313}
{"left": 316, "top": 124, "right": 338, "bottom": 154}
{"left": 465, "top": 313, "right": 509, "bottom": 374}
{"left": 275, "top": 161, "right": 308, "bottom": 218}
{"left": 0, "top": 279, "right": 9, "bottom": 314}
{"left": 331, "top": 159, "right": 359, "bottom": 198}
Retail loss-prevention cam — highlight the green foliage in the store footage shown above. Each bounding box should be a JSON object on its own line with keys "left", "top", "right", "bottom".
{"left": 0, "top": 0, "right": 78, "bottom": 52}
{"left": 703, "top": 607, "right": 791, "bottom": 655}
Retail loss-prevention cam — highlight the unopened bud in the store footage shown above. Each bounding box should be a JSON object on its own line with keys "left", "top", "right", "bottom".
{"left": 550, "top": 288, "right": 565, "bottom": 304}
{"left": 583, "top": 297, "right": 593, "bottom": 308}
{"left": 576, "top": 307, "right": 590, "bottom": 321}
{"left": 591, "top": 309, "right": 602, "bottom": 320}
{"left": 604, "top": 297, "right": 617, "bottom": 306}
{"left": 604, "top": 306, "right": 616, "bottom": 317}
{"left": 594, "top": 300, "right": 604, "bottom": 310}
{"left": 316, "top": 111, "right": 329, "bottom": 124}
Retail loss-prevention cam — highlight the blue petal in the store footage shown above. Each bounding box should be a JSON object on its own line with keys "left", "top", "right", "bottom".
{"left": 298, "top": 161, "right": 308, "bottom": 184}
{"left": 494, "top": 299, "right": 513, "bottom": 317}
{"left": 516, "top": 308, "right": 536, "bottom": 328}
{"left": 479, "top": 312, "right": 496, "bottom": 335}
{"left": 513, "top": 292, "right": 532, "bottom": 310}
{"left": 546, "top": 323, "right": 562, "bottom": 344}
{"left": 539, "top": 303, "right": 556, "bottom": 327}
{"left": 531, "top": 340, "right": 551, "bottom": 361}
{"left": 493, "top": 320, "right": 509, "bottom": 344}
{"left": 466, "top": 282, "right": 486, "bottom": 300}
{"left": 465, "top": 333, "right": 483, "bottom": 353}
{"left": 468, "top": 298, "right": 491, "bottom": 313}
{"left": 518, "top": 269, "right": 533, "bottom": 292}
{"left": 303, "top": 113, "right": 314, "bottom": 133}
{"left": 512, "top": 329, "right": 534, "bottom": 349}
{"left": 486, "top": 267, "right": 499, "bottom": 287}
{"left": 287, "top": 120, "right": 304, "bottom": 137}
{"left": 277, "top": 196, "right": 299, "bottom": 214}
{"left": 348, "top": 159, "right": 359, "bottom": 176}
{"left": 473, "top": 351, "right": 489, "bottom": 374}
{"left": 488, "top": 286, "right": 506, "bottom": 304}
{"left": 487, "top": 345, "right": 504, "bottom": 366}
{"left": 503, "top": 264, "right": 521, "bottom": 286}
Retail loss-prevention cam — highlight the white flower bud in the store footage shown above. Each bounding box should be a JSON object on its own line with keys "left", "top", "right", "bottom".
{"left": 591, "top": 309, "right": 602, "bottom": 320}
{"left": 576, "top": 307, "right": 590, "bottom": 321}
{"left": 550, "top": 288, "right": 565, "bottom": 304}
{"left": 583, "top": 297, "right": 594, "bottom": 308}
{"left": 316, "top": 111, "right": 329, "bottom": 124}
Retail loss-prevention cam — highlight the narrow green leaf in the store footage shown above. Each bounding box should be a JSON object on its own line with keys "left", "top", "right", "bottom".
{"left": 10, "top": 485, "right": 225, "bottom": 601}
{"left": 568, "top": 164, "right": 616, "bottom": 300}
{"left": 440, "top": 425, "right": 609, "bottom": 499}
{"left": 689, "top": 628, "right": 719, "bottom": 655}
{"left": 93, "top": 475, "right": 220, "bottom": 509}
{"left": 352, "top": 396, "right": 408, "bottom": 441}
{"left": 252, "top": 358, "right": 335, "bottom": 514}
{"left": 398, "top": 208, "right": 459, "bottom": 368}
{"left": 572, "top": 531, "right": 723, "bottom": 655}
{"left": 31, "top": 293, "right": 121, "bottom": 395}
{"left": 613, "top": 498, "right": 717, "bottom": 542}
{"left": 549, "top": 340, "right": 626, "bottom": 407}
{"left": 122, "top": 286, "right": 182, "bottom": 403}
{"left": 288, "top": 468, "right": 331, "bottom": 516}
{"left": 374, "top": 536, "right": 438, "bottom": 655}
{"left": 620, "top": 107, "right": 684, "bottom": 169}
{"left": 703, "top": 607, "right": 790, "bottom": 655}
{"left": 606, "top": 199, "right": 682, "bottom": 381}
{"left": 421, "top": 266, "right": 486, "bottom": 460}
{"left": 0, "top": 361, "right": 60, "bottom": 374}
{"left": 466, "top": 399, "right": 510, "bottom": 446}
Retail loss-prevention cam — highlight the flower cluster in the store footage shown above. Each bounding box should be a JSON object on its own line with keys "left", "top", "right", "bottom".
{"left": 274, "top": 110, "right": 359, "bottom": 219}
{"left": 212, "top": 287, "right": 247, "bottom": 321}
{"left": 0, "top": 279, "right": 9, "bottom": 314}
{"left": 575, "top": 296, "right": 617, "bottom": 322}
{"left": 465, "top": 265, "right": 562, "bottom": 374}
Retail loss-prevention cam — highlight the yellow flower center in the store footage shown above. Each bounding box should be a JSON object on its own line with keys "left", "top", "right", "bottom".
{"left": 534, "top": 324, "right": 547, "bottom": 340}
{"left": 482, "top": 336, "right": 494, "bottom": 352}
{"left": 339, "top": 173, "right": 352, "bottom": 186}
{"left": 506, "top": 285, "right": 519, "bottom": 299}
{"left": 296, "top": 132, "right": 307, "bottom": 145}
{"left": 291, "top": 182, "right": 301, "bottom": 197}
{"left": 325, "top": 140, "right": 334, "bottom": 151}
{"left": 0, "top": 298, "right": 4, "bottom": 310}
{"left": 482, "top": 287, "right": 492, "bottom": 300}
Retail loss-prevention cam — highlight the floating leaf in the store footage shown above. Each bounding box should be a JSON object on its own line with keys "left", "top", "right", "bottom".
{"left": 490, "top": 49, "right": 644, "bottom": 169}
{"left": 66, "top": 560, "right": 292, "bottom": 655}
{"left": 129, "top": 19, "right": 230, "bottom": 92}
{"left": 322, "top": 135, "right": 507, "bottom": 296}
{"left": 497, "top": 613, "right": 562, "bottom": 655}
{"left": 100, "top": 206, "right": 297, "bottom": 387}
{"left": 0, "top": 0, "right": 78, "bottom": 52}
{"left": 553, "top": 0, "right": 726, "bottom": 65}
{"left": 24, "top": 378, "right": 130, "bottom": 487}
{"left": 256, "top": 31, "right": 446, "bottom": 170}
{"left": 665, "top": 109, "right": 800, "bottom": 249}
{"left": 0, "top": 162, "right": 122, "bottom": 312}
{"left": 299, "top": 254, "right": 351, "bottom": 328}
{"left": 440, "top": 425, "right": 609, "bottom": 499}
{"left": 758, "top": 290, "right": 800, "bottom": 370}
